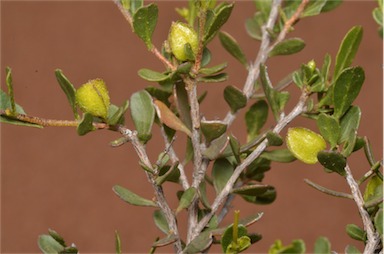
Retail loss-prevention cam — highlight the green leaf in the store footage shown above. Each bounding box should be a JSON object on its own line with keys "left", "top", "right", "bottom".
{"left": 152, "top": 234, "right": 177, "bottom": 247}
{"left": 363, "top": 175, "right": 383, "bottom": 203}
{"left": 374, "top": 209, "right": 383, "bottom": 236}
{"left": 269, "top": 38, "right": 305, "bottom": 57}
{"left": 268, "top": 239, "right": 306, "bottom": 254}
{"left": 245, "top": 12, "right": 264, "bottom": 40}
{"left": 224, "top": 85, "right": 247, "bottom": 113}
{"left": 242, "top": 187, "right": 276, "bottom": 205}
{"left": 221, "top": 224, "right": 248, "bottom": 253}
{"left": 232, "top": 184, "right": 272, "bottom": 196}
{"left": 333, "top": 67, "right": 364, "bottom": 119}
{"left": 153, "top": 210, "right": 169, "bottom": 234}
{"left": 321, "top": 53, "right": 331, "bottom": 82}
{"left": 226, "top": 235, "right": 251, "bottom": 254}
{"left": 204, "top": 3, "right": 234, "bottom": 44}
{"left": 132, "top": 4, "right": 158, "bottom": 49}
{"left": 77, "top": 113, "right": 95, "bottom": 136}
{"left": 115, "top": 231, "right": 122, "bottom": 254}
{"left": 0, "top": 90, "right": 43, "bottom": 128}
{"left": 346, "top": 224, "right": 366, "bottom": 242}
{"left": 38, "top": 235, "right": 65, "bottom": 254}
{"left": 183, "top": 230, "right": 213, "bottom": 254}
{"left": 113, "top": 185, "right": 157, "bottom": 207}
{"left": 121, "top": 0, "right": 143, "bottom": 14}
{"left": 334, "top": 26, "right": 363, "bottom": 79}
{"left": 198, "top": 73, "right": 228, "bottom": 83}
{"left": 260, "top": 149, "right": 296, "bottom": 163}
{"left": 212, "top": 158, "right": 234, "bottom": 194}
{"left": 145, "top": 86, "right": 172, "bottom": 102}
{"left": 260, "top": 64, "right": 290, "bottom": 121}
{"left": 5, "top": 67, "right": 16, "bottom": 115}
{"left": 301, "top": 0, "right": 326, "bottom": 17}
{"left": 55, "top": 69, "right": 78, "bottom": 119}
{"left": 321, "top": 0, "right": 342, "bottom": 12}
{"left": 218, "top": 31, "right": 248, "bottom": 67}
{"left": 108, "top": 100, "right": 129, "bottom": 126}
{"left": 345, "top": 245, "right": 361, "bottom": 254}
{"left": 199, "top": 62, "right": 228, "bottom": 75}
{"left": 156, "top": 163, "right": 180, "bottom": 185}
{"left": 229, "top": 134, "right": 241, "bottom": 164}
{"left": 174, "top": 82, "right": 192, "bottom": 130}
{"left": 316, "top": 113, "right": 340, "bottom": 148}
{"left": 339, "top": 106, "right": 361, "bottom": 144}
{"left": 176, "top": 187, "right": 196, "bottom": 213}
{"left": 266, "top": 131, "right": 283, "bottom": 146}
{"left": 202, "top": 134, "right": 229, "bottom": 160}
{"left": 245, "top": 100, "right": 268, "bottom": 141}
{"left": 201, "top": 120, "right": 227, "bottom": 144}
{"left": 317, "top": 150, "right": 346, "bottom": 176}
{"left": 154, "top": 99, "right": 191, "bottom": 137}
{"left": 130, "top": 90, "right": 155, "bottom": 142}
{"left": 138, "top": 69, "right": 170, "bottom": 82}
{"left": 199, "top": 181, "right": 211, "bottom": 209}
{"left": 47, "top": 229, "right": 66, "bottom": 247}
{"left": 314, "top": 236, "right": 331, "bottom": 254}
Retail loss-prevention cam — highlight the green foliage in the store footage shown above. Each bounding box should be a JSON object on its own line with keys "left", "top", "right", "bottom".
{"left": 132, "top": 4, "right": 158, "bottom": 49}
{"left": 268, "top": 239, "right": 306, "bottom": 254}
{"left": 2, "top": 1, "right": 382, "bottom": 254}
{"left": 38, "top": 230, "right": 78, "bottom": 254}
{"left": 113, "top": 184, "right": 158, "bottom": 207}
{"left": 130, "top": 90, "right": 155, "bottom": 142}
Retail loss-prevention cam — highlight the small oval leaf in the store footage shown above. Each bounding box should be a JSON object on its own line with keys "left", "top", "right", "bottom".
{"left": 317, "top": 113, "right": 341, "bottom": 148}
{"left": 218, "top": 31, "right": 248, "bottom": 67}
{"left": 113, "top": 185, "right": 157, "bottom": 207}
{"left": 245, "top": 100, "right": 268, "bottom": 141}
{"left": 334, "top": 26, "right": 363, "bottom": 79}
{"left": 212, "top": 158, "right": 234, "bottom": 194}
{"left": 269, "top": 38, "right": 305, "bottom": 57}
{"left": 224, "top": 85, "right": 247, "bottom": 113}
{"left": 132, "top": 4, "right": 158, "bottom": 49}
{"left": 176, "top": 187, "right": 197, "bottom": 213}
{"left": 317, "top": 150, "right": 346, "bottom": 176}
{"left": 130, "top": 90, "right": 155, "bottom": 142}
{"left": 201, "top": 120, "right": 227, "bottom": 143}
{"left": 138, "top": 69, "right": 170, "bottom": 82}
{"left": 333, "top": 67, "right": 365, "bottom": 119}
{"left": 346, "top": 224, "right": 366, "bottom": 242}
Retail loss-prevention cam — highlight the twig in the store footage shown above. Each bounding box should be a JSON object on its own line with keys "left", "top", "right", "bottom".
{"left": 0, "top": 110, "right": 108, "bottom": 129}
{"left": 304, "top": 179, "right": 353, "bottom": 199}
{"left": 117, "top": 126, "right": 183, "bottom": 253}
{"left": 189, "top": 90, "right": 309, "bottom": 241}
{"left": 344, "top": 164, "right": 380, "bottom": 254}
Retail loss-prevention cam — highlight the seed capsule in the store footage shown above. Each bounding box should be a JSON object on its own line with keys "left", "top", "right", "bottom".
{"left": 286, "top": 127, "right": 326, "bottom": 164}
{"left": 168, "top": 22, "right": 198, "bottom": 61}
{"left": 75, "top": 79, "right": 110, "bottom": 119}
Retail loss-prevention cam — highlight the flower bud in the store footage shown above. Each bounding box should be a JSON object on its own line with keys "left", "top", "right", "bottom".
{"left": 168, "top": 22, "right": 198, "bottom": 61}
{"left": 76, "top": 79, "right": 110, "bottom": 119}
{"left": 286, "top": 127, "right": 326, "bottom": 164}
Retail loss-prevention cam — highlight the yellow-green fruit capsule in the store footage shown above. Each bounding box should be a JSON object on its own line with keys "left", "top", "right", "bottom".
{"left": 168, "top": 22, "right": 198, "bottom": 61}
{"left": 76, "top": 79, "right": 110, "bottom": 119}
{"left": 286, "top": 127, "right": 326, "bottom": 164}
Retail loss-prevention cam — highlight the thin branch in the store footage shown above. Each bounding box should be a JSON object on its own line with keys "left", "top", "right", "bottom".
{"left": 304, "top": 179, "right": 353, "bottom": 199}
{"left": 117, "top": 126, "right": 183, "bottom": 253}
{"left": 344, "top": 164, "right": 380, "bottom": 254}
{"left": 189, "top": 90, "right": 309, "bottom": 241}
{"left": 0, "top": 110, "right": 108, "bottom": 129}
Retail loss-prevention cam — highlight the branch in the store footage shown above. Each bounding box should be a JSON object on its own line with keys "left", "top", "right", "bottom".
{"left": 189, "top": 90, "right": 309, "bottom": 241}
{"left": 0, "top": 110, "right": 108, "bottom": 129}
{"left": 344, "top": 164, "right": 380, "bottom": 254}
{"left": 117, "top": 126, "right": 183, "bottom": 253}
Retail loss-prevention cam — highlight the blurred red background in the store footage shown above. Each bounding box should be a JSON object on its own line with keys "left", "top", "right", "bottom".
{"left": 1, "top": 1, "right": 382, "bottom": 253}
